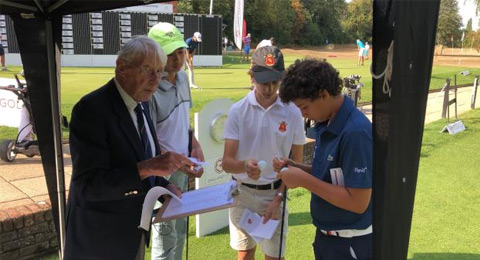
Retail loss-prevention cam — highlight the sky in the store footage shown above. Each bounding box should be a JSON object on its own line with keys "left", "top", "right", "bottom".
{"left": 459, "top": 0, "right": 479, "bottom": 30}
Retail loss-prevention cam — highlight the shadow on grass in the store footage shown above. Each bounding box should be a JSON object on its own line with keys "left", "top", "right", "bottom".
{"left": 410, "top": 253, "right": 480, "bottom": 260}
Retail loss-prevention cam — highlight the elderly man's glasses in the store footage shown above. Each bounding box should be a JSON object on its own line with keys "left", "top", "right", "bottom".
{"left": 138, "top": 65, "right": 163, "bottom": 77}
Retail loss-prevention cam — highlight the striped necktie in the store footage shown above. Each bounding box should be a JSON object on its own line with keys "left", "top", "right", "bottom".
{"left": 134, "top": 103, "right": 155, "bottom": 187}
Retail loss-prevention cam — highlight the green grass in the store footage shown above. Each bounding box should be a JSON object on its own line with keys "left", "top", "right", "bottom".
{"left": 407, "top": 109, "right": 480, "bottom": 260}
{"left": 1, "top": 54, "right": 479, "bottom": 140}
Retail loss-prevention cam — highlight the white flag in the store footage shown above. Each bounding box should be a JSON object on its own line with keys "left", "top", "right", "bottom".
{"left": 233, "top": 0, "right": 244, "bottom": 50}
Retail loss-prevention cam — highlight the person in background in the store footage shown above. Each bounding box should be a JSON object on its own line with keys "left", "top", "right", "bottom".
{"left": 0, "top": 37, "right": 7, "bottom": 71}
{"left": 356, "top": 39, "right": 365, "bottom": 66}
{"left": 277, "top": 59, "right": 372, "bottom": 260}
{"left": 64, "top": 36, "right": 197, "bottom": 260}
{"left": 256, "top": 37, "right": 276, "bottom": 50}
{"left": 185, "top": 32, "right": 202, "bottom": 89}
{"left": 222, "top": 46, "right": 306, "bottom": 260}
{"left": 364, "top": 42, "right": 370, "bottom": 60}
{"left": 148, "top": 22, "right": 205, "bottom": 260}
{"left": 242, "top": 33, "right": 252, "bottom": 62}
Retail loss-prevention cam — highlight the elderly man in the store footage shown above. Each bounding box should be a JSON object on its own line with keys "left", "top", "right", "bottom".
{"left": 64, "top": 36, "right": 196, "bottom": 260}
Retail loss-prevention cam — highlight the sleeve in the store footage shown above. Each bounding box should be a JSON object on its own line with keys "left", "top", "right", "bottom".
{"left": 223, "top": 105, "right": 240, "bottom": 140}
{"left": 292, "top": 108, "right": 307, "bottom": 145}
{"left": 69, "top": 98, "right": 148, "bottom": 202}
{"left": 340, "top": 131, "right": 372, "bottom": 189}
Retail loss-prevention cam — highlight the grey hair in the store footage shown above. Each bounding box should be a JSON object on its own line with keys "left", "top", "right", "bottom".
{"left": 117, "top": 35, "right": 167, "bottom": 65}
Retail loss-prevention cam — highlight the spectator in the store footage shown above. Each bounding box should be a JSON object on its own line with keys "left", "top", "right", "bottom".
{"left": 356, "top": 39, "right": 365, "bottom": 66}
{"left": 185, "top": 32, "right": 202, "bottom": 89}
{"left": 242, "top": 33, "right": 252, "bottom": 62}
{"left": 364, "top": 42, "right": 370, "bottom": 60}
{"left": 0, "top": 39, "right": 7, "bottom": 71}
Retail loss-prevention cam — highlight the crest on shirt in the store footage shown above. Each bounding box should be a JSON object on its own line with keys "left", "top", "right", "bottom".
{"left": 265, "top": 54, "right": 275, "bottom": 66}
{"left": 278, "top": 121, "right": 287, "bottom": 132}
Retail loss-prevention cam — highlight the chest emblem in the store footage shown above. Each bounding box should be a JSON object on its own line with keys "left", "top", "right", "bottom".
{"left": 327, "top": 155, "right": 334, "bottom": 161}
{"left": 278, "top": 121, "right": 287, "bottom": 132}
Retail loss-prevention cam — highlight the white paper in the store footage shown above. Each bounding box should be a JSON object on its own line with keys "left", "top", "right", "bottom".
{"left": 238, "top": 208, "right": 280, "bottom": 243}
{"left": 160, "top": 180, "right": 236, "bottom": 220}
{"left": 188, "top": 157, "right": 210, "bottom": 170}
{"left": 330, "top": 168, "right": 345, "bottom": 187}
{"left": 138, "top": 186, "right": 180, "bottom": 231}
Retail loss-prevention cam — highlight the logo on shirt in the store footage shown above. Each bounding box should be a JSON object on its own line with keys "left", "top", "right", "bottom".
{"left": 214, "top": 158, "right": 224, "bottom": 174}
{"left": 354, "top": 167, "right": 368, "bottom": 173}
{"left": 278, "top": 121, "right": 287, "bottom": 132}
{"left": 327, "top": 155, "right": 334, "bottom": 161}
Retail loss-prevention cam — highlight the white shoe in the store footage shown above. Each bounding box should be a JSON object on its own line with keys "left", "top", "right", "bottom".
{"left": 190, "top": 84, "right": 199, "bottom": 89}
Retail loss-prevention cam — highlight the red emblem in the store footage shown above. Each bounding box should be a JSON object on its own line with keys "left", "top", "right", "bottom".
{"left": 278, "top": 121, "right": 287, "bottom": 132}
{"left": 265, "top": 54, "right": 275, "bottom": 66}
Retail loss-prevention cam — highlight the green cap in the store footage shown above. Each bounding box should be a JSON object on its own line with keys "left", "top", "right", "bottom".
{"left": 148, "top": 22, "right": 187, "bottom": 55}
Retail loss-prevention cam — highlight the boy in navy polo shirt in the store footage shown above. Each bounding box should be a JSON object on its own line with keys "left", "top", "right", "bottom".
{"left": 275, "top": 59, "right": 372, "bottom": 260}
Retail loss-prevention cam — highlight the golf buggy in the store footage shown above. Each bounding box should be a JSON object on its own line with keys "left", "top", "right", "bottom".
{"left": 0, "top": 73, "right": 41, "bottom": 162}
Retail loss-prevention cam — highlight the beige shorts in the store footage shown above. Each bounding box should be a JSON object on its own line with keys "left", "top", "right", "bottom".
{"left": 229, "top": 185, "right": 288, "bottom": 257}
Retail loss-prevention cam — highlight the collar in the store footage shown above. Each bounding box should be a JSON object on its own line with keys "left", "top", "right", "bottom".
{"left": 114, "top": 77, "right": 137, "bottom": 112}
{"left": 246, "top": 90, "right": 284, "bottom": 110}
{"left": 158, "top": 78, "right": 175, "bottom": 92}
{"left": 317, "top": 95, "right": 355, "bottom": 135}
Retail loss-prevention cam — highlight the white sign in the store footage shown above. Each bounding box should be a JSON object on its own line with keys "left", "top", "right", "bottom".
{"left": 0, "top": 78, "right": 24, "bottom": 127}
{"left": 194, "top": 98, "right": 234, "bottom": 237}
{"left": 441, "top": 120, "right": 466, "bottom": 135}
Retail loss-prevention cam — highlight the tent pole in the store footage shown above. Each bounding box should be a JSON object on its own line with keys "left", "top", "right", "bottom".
{"left": 45, "top": 18, "right": 66, "bottom": 259}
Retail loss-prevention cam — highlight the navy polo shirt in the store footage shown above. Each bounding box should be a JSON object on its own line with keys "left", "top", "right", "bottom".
{"left": 310, "top": 96, "right": 372, "bottom": 230}
{"left": 186, "top": 37, "right": 197, "bottom": 54}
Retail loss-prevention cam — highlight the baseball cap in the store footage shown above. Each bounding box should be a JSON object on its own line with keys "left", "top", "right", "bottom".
{"left": 194, "top": 32, "right": 202, "bottom": 42}
{"left": 148, "top": 22, "right": 188, "bottom": 55}
{"left": 251, "top": 46, "right": 285, "bottom": 84}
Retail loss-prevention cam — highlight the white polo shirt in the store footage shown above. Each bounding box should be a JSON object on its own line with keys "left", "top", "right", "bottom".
{"left": 149, "top": 70, "right": 192, "bottom": 155}
{"left": 224, "top": 91, "right": 306, "bottom": 185}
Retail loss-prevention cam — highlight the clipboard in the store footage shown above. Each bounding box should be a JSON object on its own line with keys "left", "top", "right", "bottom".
{"left": 153, "top": 180, "right": 239, "bottom": 222}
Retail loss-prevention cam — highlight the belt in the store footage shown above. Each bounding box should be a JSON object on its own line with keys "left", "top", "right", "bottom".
{"left": 233, "top": 177, "right": 282, "bottom": 190}
{"left": 320, "top": 225, "right": 372, "bottom": 238}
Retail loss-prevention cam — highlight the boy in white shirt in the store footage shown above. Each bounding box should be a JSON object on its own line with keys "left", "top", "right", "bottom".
{"left": 222, "top": 46, "right": 306, "bottom": 260}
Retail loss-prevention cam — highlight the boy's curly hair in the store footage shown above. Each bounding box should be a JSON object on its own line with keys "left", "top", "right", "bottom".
{"left": 279, "top": 59, "right": 343, "bottom": 103}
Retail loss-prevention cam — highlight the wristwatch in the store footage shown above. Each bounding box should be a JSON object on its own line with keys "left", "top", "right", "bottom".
{"left": 276, "top": 192, "right": 284, "bottom": 198}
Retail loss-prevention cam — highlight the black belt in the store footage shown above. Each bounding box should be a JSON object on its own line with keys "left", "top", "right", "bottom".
{"left": 233, "top": 178, "right": 282, "bottom": 190}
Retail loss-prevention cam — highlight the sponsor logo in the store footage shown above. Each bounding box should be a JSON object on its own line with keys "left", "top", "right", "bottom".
{"left": 327, "top": 155, "right": 334, "bottom": 161}
{"left": 214, "top": 158, "right": 224, "bottom": 174}
{"left": 354, "top": 167, "right": 368, "bottom": 173}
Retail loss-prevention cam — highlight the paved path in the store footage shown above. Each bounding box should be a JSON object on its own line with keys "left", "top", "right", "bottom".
{"left": 0, "top": 85, "right": 479, "bottom": 210}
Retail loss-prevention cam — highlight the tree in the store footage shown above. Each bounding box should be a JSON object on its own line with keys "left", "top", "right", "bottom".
{"left": 466, "top": 18, "right": 473, "bottom": 33}
{"left": 341, "top": 0, "right": 372, "bottom": 43}
{"left": 436, "top": 0, "right": 463, "bottom": 46}
{"left": 301, "top": 0, "right": 349, "bottom": 44}
{"left": 291, "top": 0, "right": 307, "bottom": 45}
